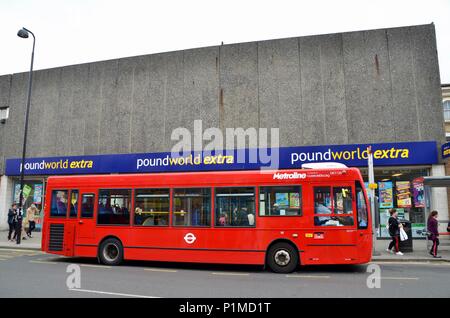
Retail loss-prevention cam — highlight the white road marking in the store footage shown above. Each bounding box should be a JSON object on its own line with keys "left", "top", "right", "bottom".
{"left": 371, "top": 261, "right": 450, "bottom": 266}
{"left": 0, "top": 254, "right": 16, "bottom": 258}
{"left": 0, "top": 248, "right": 41, "bottom": 253}
{"left": 286, "top": 275, "right": 331, "bottom": 279}
{"left": 80, "top": 264, "right": 112, "bottom": 269}
{"left": 381, "top": 277, "right": 419, "bottom": 280}
{"left": 29, "top": 260, "right": 59, "bottom": 265}
{"left": 144, "top": 268, "right": 177, "bottom": 273}
{"left": 69, "top": 288, "right": 160, "bottom": 298}
{"left": 211, "top": 272, "right": 250, "bottom": 276}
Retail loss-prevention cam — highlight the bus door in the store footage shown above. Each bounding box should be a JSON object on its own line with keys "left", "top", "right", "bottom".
{"left": 64, "top": 189, "right": 80, "bottom": 257}
{"left": 309, "top": 184, "right": 358, "bottom": 264}
{"left": 76, "top": 192, "right": 97, "bottom": 244}
{"left": 355, "top": 181, "right": 372, "bottom": 262}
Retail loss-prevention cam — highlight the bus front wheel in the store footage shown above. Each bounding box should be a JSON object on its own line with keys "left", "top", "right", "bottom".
{"left": 98, "top": 238, "right": 123, "bottom": 266}
{"left": 266, "top": 242, "right": 298, "bottom": 273}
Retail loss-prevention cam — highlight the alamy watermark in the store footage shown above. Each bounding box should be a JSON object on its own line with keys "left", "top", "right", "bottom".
{"left": 169, "top": 119, "right": 280, "bottom": 169}
{"left": 66, "top": 264, "right": 81, "bottom": 289}
{"left": 366, "top": 264, "right": 381, "bottom": 289}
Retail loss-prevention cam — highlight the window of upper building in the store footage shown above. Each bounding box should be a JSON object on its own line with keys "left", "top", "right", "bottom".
{"left": 444, "top": 100, "right": 450, "bottom": 122}
{"left": 0, "top": 107, "right": 9, "bottom": 123}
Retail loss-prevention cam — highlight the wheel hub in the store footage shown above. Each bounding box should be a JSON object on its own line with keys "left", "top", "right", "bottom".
{"left": 274, "top": 249, "right": 291, "bottom": 266}
{"left": 103, "top": 243, "right": 119, "bottom": 262}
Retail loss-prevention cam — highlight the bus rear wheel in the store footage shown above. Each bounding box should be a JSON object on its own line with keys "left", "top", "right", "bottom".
{"left": 99, "top": 238, "right": 123, "bottom": 266}
{"left": 266, "top": 242, "right": 298, "bottom": 273}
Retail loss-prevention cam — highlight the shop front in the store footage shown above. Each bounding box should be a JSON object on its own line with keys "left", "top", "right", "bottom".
{"left": 10, "top": 178, "right": 46, "bottom": 231}
{"left": 359, "top": 166, "right": 430, "bottom": 239}
{"left": 1, "top": 141, "right": 444, "bottom": 237}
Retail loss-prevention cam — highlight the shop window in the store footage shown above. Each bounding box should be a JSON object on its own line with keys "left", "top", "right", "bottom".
{"left": 134, "top": 189, "right": 169, "bottom": 226}
{"left": 444, "top": 100, "right": 450, "bottom": 121}
{"left": 69, "top": 190, "right": 79, "bottom": 218}
{"left": 13, "top": 181, "right": 44, "bottom": 229}
{"left": 314, "top": 186, "right": 354, "bottom": 226}
{"left": 173, "top": 188, "right": 211, "bottom": 227}
{"left": 81, "top": 194, "right": 95, "bottom": 218}
{"left": 259, "top": 186, "right": 302, "bottom": 216}
{"left": 215, "top": 187, "right": 255, "bottom": 227}
{"left": 97, "top": 189, "right": 131, "bottom": 225}
{"left": 50, "top": 190, "right": 68, "bottom": 217}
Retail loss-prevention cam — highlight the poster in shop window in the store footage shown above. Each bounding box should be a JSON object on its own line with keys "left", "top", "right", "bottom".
{"left": 396, "top": 181, "right": 412, "bottom": 208}
{"left": 378, "top": 182, "right": 393, "bottom": 209}
{"left": 412, "top": 179, "right": 425, "bottom": 208}
{"left": 33, "top": 184, "right": 43, "bottom": 204}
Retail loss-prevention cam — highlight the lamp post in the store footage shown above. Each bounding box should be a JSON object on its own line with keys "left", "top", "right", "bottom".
{"left": 16, "top": 27, "right": 35, "bottom": 244}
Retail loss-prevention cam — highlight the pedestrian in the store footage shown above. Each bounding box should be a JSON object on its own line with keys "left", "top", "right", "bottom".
{"left": 14, "top": 208, "right": 24, "bottom": 245}
{"left": 427, "top": 210, "right": 441, "bottom": 258}
{"left": 26, "top": 204, "right": 38, "bottom": 238}
{"left": 7, "top": 203, "right": 17, "bottom": 242}
{"left": 386, "top": 208, "right": 404, "bottom": 255}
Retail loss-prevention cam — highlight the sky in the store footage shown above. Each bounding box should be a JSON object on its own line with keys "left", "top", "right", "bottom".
{"left": 0, "top": 0, "right": 449, "bottom": 83}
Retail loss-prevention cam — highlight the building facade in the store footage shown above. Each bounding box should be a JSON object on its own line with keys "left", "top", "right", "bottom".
{"left": 0, "top": 23, "right": 446, "bottom": 237}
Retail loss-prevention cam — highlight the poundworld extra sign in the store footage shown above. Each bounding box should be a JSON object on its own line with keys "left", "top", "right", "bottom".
{"left": 5, "top": 141, "right": 438, "bottom": 176}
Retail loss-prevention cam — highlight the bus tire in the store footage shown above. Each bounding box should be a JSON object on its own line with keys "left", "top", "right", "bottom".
{"left": 266, "top": 242, "right": 298, "bottom": 273}
{"left": 98, "top": 238, "right": 123, "bottom": 266}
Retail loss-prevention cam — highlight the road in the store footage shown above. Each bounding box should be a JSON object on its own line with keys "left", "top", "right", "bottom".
{"left": 0, "top": 248, "right": 449, "bottom": 298}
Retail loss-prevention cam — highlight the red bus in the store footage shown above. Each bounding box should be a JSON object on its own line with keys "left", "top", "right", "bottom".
{"left": 42, "top": 168, "right": 372, "bottom": 273}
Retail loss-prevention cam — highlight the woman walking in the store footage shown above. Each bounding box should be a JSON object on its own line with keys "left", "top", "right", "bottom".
{"left": 427, "top": 210, "right": 441, "bottom": 258}
{"left": 26, "top": 204, "right": 38, "bottom": 238}
{"left": 386, "top": 208, "right": 404, "bottom": 255}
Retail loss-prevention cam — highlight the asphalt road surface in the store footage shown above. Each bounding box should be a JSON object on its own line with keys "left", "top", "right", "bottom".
{"left": 0, "top": 248, "right": 449, "bottom": 298}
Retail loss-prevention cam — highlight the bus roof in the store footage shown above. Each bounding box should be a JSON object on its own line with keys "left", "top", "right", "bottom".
{"left": 46, "top": 168, "right": 364, "bottom": 188}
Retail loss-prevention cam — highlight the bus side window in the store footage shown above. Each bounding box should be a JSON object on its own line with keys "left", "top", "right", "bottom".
{"left": 173, "top": 188, "right": 211, "bottom": 227}
{"left": 81, "top": 194, "right": 95, "bottom": 218}
{"left": 50, "top": 190, "right": 68, "bottom": 217}
{"left": 69, "top": 190, "right": 79, "bottom": 218}
{"left": 314, "top": 186, "right": 354, "bottom": 226}
{"left": 314, "top": 187, "right": 332, "bottom": 225}
{"left": 259, "top": 186, "right": 302, "bottom": 216}
{"left": 215, "top": 187, "right": 255, "bottom": 227}
{"left": 97, "top": 189, "right": 131, "bottom": 225}
{"left": 134, "top": 189, "right": 170, "bottom": 226}
{"left": 356, "top": 182, "right": 369, "bottom": 229}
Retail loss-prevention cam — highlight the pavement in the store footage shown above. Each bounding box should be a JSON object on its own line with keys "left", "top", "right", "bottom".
{"left": 372, "top": 238, "right": 450, "bottom": 262}
{"left": 1, "top": 230, "right": 449, "bottom": 262}
{"left": 0, "top": 230, "right": 41, "bottom": 250}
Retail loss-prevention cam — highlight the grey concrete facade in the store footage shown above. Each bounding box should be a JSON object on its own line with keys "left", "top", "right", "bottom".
{"left": 0, "top": 23, "right": 445, "bottom": 174}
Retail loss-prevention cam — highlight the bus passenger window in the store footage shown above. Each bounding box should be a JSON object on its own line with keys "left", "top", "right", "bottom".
{"left": 97, "top": 189, "right": 131, "bottom": 225}
{"left": 173, "top": 188, "right": 211, "bottom": 227}
{"left": 81, "top": 194, "right": 95, "bottom": 218}
{"left": 314, "top": 187, "right": 332, "bottom": 225}
{"left": 356, "top": 182, "right": 369, "bottom": 229}
{"left": 215, "top": 187, "right": 255, "bottom": 227}
{"left": 134, "top": 189, "right": 169, "bottom": 226}
{"left": 69, "top": 190, "right": 79, "bottom": 218}
{"left": 334, "top": 187, "right": 353, "bottom": 214}
{"left": 50, "top": 190, "right": 68, "bottom": 217}
{"left": 314, "top": 187, "right": 354, "bottom": 226}
{"left": 259, "top": 186, "right": 302, "bottom": 216}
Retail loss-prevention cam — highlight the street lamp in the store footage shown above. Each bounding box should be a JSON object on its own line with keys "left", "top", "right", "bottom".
{"left": 16, "top": 27, "right": 35, "bottom": 244}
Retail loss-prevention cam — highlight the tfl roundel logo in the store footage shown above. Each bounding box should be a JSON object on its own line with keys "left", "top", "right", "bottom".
{"left": 184, "top": 233, "right": 197, "bottom": 244}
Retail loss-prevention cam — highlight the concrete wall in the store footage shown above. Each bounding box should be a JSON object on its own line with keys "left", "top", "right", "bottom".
{"left": 0, "top": 23, "right": 445, "bottom": 174}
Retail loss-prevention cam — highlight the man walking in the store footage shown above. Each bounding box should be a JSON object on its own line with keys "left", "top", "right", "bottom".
{"left": 7, "top": 203, "right": 17, "bottom": 241}
{"left": 14, "top": 208, "right": 23, "bottom": 245}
